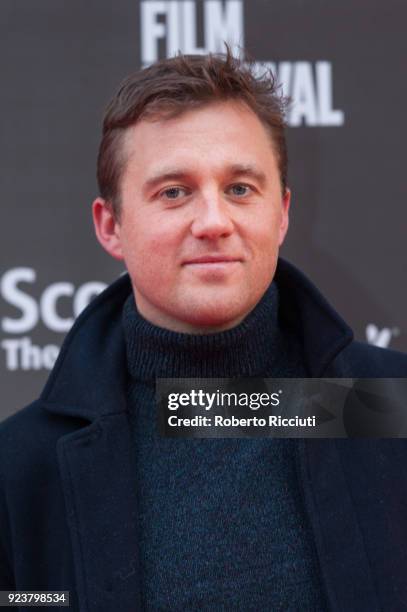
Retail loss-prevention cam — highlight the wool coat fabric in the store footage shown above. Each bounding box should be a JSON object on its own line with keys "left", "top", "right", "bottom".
{"left": 0, "top": 258, "right": 406, "bottom": 612}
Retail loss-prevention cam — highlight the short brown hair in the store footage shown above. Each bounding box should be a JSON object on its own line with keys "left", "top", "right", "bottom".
{"left": 97, "top": 48, "right": 289, "bottom": 218}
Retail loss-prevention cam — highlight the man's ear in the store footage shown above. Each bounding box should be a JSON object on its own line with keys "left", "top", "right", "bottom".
{"left": 278, "top": 187, "right": 291, "bottom": 246}
{"left": 92, "top": 198, "right": 124, "bottom": 261}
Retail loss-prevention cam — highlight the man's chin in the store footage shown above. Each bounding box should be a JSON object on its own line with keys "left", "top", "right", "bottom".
{"left": 176, "top": 300, "right": 250, "bottom": 333}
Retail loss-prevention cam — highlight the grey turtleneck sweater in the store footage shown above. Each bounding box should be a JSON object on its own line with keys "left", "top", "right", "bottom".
{"left": 121, "top": 283, "right": 327, "bottom": 611}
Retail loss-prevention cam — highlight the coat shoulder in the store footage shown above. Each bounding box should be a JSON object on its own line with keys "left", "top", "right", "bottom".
{"left": 0, "top": 401, "right": 46, "bottom": 459}
{"left": 330, "top": 340, "right": 407, "bottom": 377}
{"left": 0, "top": 401, "right": 81, "bottom": 481}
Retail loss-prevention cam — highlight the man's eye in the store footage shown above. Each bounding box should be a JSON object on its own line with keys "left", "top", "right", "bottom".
{"left": 227, "top": 184, "right": 253, "bottom": 197}
{"left": 160, "top": 186, "right": 188, "bottom": 199}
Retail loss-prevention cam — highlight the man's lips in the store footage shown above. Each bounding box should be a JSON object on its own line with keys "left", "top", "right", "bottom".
{"left": 182, "top": 255, "right": 242, "bottom": 265}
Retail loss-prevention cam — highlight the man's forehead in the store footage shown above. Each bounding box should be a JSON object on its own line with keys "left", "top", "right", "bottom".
{"left": 122, "top": 133, "right": 278, "bottom": 185}
{"left": 122, "top": 99, "right": 276, "bottom": 154}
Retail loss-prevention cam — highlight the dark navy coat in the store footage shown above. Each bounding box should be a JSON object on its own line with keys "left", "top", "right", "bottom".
{"left": 1, "top": 259, "right": 407, "bottom": 611}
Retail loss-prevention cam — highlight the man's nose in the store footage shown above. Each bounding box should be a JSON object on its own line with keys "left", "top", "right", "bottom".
{"left": 190, "top": 194, "right": 234, "bottom": 240}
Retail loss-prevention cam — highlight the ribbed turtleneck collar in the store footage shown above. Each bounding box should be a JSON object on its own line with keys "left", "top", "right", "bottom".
{"left": 121, "top": 283, "right": 291, "bottom": 381}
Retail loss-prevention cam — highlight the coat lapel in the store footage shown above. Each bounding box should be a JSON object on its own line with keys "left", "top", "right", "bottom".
{"left": 57, "top": 413, "right": 142, "bottom": 612}
{"left": 297, "top": 439, "right": 380, "bottom": 612}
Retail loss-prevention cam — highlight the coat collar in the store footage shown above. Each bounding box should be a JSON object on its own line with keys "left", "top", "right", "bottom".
{"left": 41, "top": 272, "right": 131, "bottom": 421}
{"left": 275, "top": 258, "right": 353, "bottom": 376}
{"left": 41, "top": 258, "right": 353, "bottom": 421}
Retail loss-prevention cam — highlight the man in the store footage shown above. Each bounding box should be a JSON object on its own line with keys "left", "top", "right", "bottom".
{"left": 0, "top": 50, "right": 406, "bottom": 611}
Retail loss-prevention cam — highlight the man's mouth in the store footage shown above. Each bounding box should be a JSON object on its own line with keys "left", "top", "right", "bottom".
{"left": 182, "top": 255, "right": 243, "bottom": 278}
{"left": 182, "top": 255, "right": 242, "bottom": 265}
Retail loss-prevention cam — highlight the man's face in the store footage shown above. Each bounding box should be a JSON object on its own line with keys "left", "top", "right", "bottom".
{"left": 94, "top": 100, "right": 290, "bottom": 333}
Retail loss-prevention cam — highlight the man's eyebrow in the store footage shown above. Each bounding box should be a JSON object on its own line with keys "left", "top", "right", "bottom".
{"left": 227, "top": 164, "right": 267, "bottom": 187}
{"left": 142, "top": 164, "right": 268, "bottom": 194}
{"left": 143, "top": 170, "right": 191, "bottom": 194}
